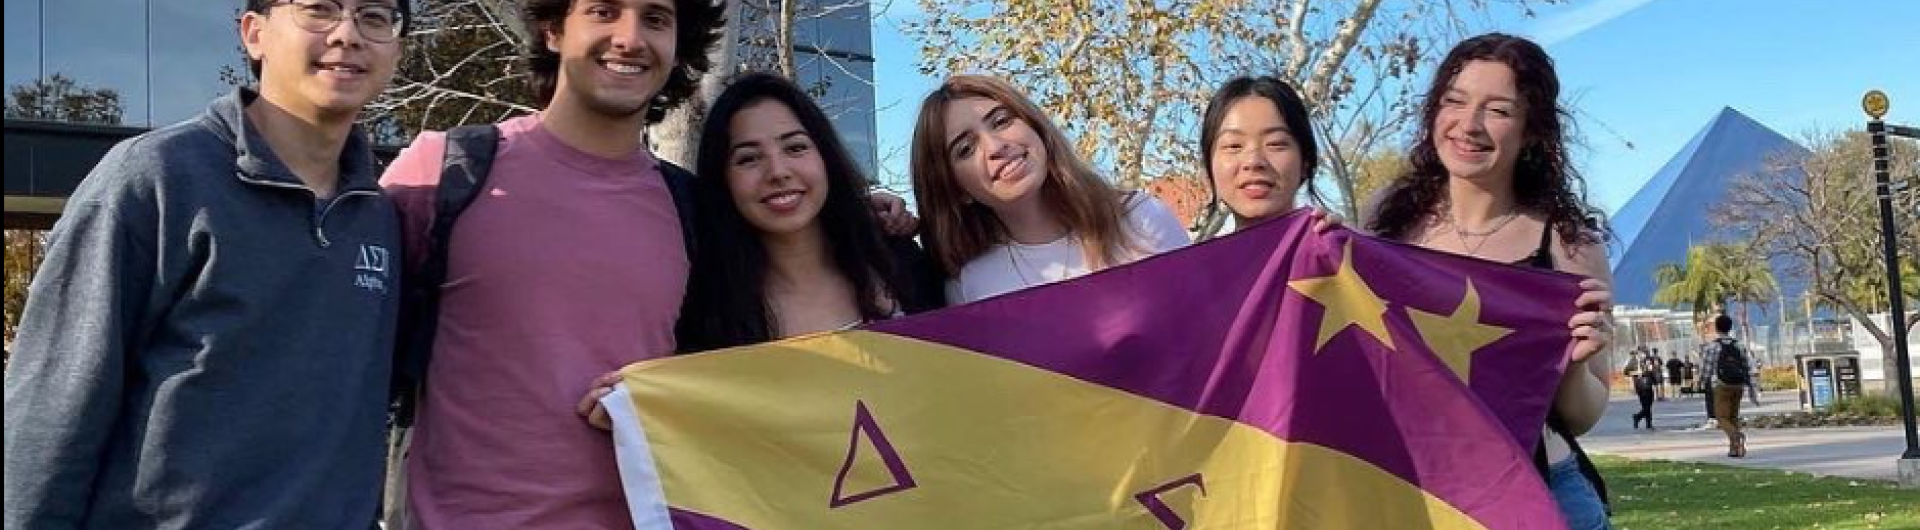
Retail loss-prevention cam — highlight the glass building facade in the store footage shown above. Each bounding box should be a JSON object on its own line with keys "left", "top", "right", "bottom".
{"left": 5, "top": 0, "right": 248, "bottom": 129}
{"left": 731, "top": 0, "right": 880, "bottom": 176}
{"left": 4, "top": 0, "right": 880, "bottom": 225}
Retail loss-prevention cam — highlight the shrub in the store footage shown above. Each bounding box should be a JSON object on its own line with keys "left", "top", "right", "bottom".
{"left": 1758, "top": 366, "right": 1799, "bottom": 391}
{"left": 1830, "top": 392, "right": 1904, "bottom": 419}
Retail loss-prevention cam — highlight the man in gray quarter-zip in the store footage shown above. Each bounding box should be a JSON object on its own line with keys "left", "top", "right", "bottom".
{"left": 3, "top": 1, "right": 409, "bottom": 528}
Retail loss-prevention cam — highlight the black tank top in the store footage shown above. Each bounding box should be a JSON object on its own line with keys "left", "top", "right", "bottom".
{"left": 1523, "top": 218, "right": 1611, "bottom": 512}
{"left": 1513, "top": 222, "right": 1555, "bottom": 270}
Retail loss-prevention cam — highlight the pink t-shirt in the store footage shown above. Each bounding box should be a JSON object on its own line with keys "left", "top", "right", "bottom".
{"left": 381, "top": 115, "right": 686, "bottom": 529}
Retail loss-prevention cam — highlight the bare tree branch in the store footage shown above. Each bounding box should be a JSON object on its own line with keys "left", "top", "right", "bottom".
{"left": 476, "top": 0, "right": 531, "bottom": 47}
{"left": 1302, "top": 0, "right": 1384, "bottom": 103}
{"left": 1282, "top": 0, "right": 1312, "bottom": 82}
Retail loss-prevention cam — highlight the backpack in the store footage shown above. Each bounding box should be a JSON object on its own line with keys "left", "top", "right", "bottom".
{"left": 389, "top": 124, "right": 698, "bottom": 427}
{"left": 1712, "top": 338, "right": 1751, "bottom": 386}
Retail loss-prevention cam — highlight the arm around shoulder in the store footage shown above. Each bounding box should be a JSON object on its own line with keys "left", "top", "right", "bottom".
{"left": 1127, "top": 194, "right": 1192, "bottom": 254}
{"left": 379, "top": 131, "right": 452, "bottom": 273}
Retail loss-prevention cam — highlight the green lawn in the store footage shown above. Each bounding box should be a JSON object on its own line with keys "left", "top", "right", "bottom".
{"left": 1595, "top": 455, "right": 1920, "bottom": 530}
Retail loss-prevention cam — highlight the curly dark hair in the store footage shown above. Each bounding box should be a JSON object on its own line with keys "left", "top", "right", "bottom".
{"left": 521, "top": 0, "right": 726, "bottom": 124}
{"left": 1366, "top": 33, "right": 1607, "bottom": 246}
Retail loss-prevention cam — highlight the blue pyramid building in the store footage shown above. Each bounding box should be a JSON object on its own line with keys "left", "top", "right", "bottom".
{"left": 1609, "top": 107, "right": 1809, "bottom": 307}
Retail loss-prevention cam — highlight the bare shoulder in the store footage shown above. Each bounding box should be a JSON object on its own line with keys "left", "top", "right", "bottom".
{"left": 1551, "top": 229, "right": 1613, "bottom": 282}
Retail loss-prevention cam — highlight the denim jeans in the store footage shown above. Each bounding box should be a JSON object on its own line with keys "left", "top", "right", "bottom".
{"left": 1548, "top": 456, "right": 1612, "bottom": 530}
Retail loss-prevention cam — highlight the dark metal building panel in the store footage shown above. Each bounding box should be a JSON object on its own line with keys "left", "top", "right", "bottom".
{"left": 5, "top": 119, "right": 146, "bottom": 198}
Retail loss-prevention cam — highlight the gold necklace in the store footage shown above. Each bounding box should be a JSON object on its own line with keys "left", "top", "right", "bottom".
{"left": 1446, "top": 209, "right": 1519, "bottom": 257}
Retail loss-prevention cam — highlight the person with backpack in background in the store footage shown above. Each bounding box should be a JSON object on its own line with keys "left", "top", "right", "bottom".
{"left": 1702, "top": 314, "right": 1750, "bottom": 457}
{"left": 1625, "top": 349, "right": 1658, "bottom": 430}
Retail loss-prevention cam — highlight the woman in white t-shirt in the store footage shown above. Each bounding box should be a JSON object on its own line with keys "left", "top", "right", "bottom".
{"left": 908, "top": 75, "right": 1190, "bottom": 304}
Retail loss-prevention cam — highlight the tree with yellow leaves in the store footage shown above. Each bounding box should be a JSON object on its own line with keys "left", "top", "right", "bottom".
{"left": 910, "top": 0, "right": 1562, "bottom": 236}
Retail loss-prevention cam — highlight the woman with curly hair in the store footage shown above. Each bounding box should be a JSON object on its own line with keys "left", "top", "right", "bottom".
{"left": 1364, "top": 33, "right": 1618, "bottom": 530}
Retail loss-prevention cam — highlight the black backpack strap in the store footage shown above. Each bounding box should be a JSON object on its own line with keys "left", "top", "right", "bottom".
{"left": 393, "top": 124, "right": 501, "bottom": 428}
{"left": 1533, "top": 414, "right": 1612, "bottom": 515}
{"left": 657, "top": 160, "right": 698, "bottom": 257}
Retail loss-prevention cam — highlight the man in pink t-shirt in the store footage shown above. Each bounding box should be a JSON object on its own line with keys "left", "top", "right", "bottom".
{"left": 380, "top": 2, "right": 918, "bottom": 528}
{"left": 378, "top": 0, "right": 724, "bottom": 528}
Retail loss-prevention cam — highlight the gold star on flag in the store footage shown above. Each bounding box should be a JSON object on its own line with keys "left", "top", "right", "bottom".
{"left": 1407, "top": 279, "right": 1512, "bottom": 381}
{"left": 1287, "top": 241, "right": 1396, "bottom": 354}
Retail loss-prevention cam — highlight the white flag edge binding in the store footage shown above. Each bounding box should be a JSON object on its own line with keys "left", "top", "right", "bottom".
{"left": 605, "top": 384, "right": 674, "bottom": 530}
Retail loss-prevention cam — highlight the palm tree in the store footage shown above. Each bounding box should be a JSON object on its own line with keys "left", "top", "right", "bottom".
{"left": 1653, "top": 245, "right": 1724, "bottom": 315}
{"left": 1652, "top": 242, "right": 1780, "bottom": 340}
{"left": 1651, "top": 260, "right": 1700, "bottom": 310}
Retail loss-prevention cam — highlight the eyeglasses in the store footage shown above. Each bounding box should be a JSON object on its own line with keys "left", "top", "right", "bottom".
{"left": 273, "top": 0, "right": 406, "bottom": 43}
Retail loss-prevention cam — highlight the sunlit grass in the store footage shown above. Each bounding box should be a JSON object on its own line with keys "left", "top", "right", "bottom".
{"left": 1596, "top": 455, "right": 1920, "bottom": 530}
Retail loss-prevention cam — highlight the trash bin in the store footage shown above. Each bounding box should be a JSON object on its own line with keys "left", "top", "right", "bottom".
{"left": 1796, "top": 352, "right": 1862, "bottom": 412}
{"left": 1833, "top": 355, "right": 1863, "bottom": 401}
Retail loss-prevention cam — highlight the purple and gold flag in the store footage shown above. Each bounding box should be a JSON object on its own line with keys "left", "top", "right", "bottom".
{"left": 605, "top": 210, "right": 1583, "bottom": 529}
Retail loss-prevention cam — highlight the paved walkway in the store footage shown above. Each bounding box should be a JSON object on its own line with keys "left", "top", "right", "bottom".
{"left": 1583, "top": 390, "right": 1911, "bottom": 481}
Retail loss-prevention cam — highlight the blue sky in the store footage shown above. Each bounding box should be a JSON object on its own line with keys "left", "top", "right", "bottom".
{"left": 868, "top": 0, "right": 1920, "bottom": 215}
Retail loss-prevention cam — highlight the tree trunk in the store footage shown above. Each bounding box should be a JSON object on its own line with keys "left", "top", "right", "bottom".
{"left": 776, "top": 0, "right": 796, "bottom": 80}
{"left": 1823, "top": 288, "right": 1904, "bottom": 381}
{"left": 1121, "top": 70, "right": 1165, "bottom": 190}
{"left": 649, "top": 0, "right": 742, "bottom": 167}
{"left": 1299, "top": 0, "right": 1383, "bottom": 103}
{"left": 1739, "top": 300, "right": 1756, "bottom": 355}
{"left": 1318, "top": 125, "right": 1361, "bottom": 219}
{"left": 1280, "top": 0, "right": 1312, "bottom": 83}
{"left": 476, "top": 0, "right": 532, "bottom": 45}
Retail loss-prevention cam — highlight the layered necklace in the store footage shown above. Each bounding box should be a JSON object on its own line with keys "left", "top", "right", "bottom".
{"left": 1444, "top": 205, "right": 1520, "bottom": 258}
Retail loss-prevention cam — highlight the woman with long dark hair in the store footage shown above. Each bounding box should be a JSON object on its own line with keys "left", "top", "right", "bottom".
{"left": 674, "top": 73, "right": 942, "bottom": 352}
{"left": 1364, "top": 33, "right": 1617, "bottom": 530}
{"left": 576, "top": 73, "right": 943, "bottom": 430}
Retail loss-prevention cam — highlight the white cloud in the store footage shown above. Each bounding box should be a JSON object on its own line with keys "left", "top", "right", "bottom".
{"left": 1528, "top": 0, "right": 1661, "bottom": 47}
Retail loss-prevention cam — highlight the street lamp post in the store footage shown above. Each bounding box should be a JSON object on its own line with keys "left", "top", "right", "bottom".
{"left": 1863, "top": 91, "right": 1919, "bottom": 486}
